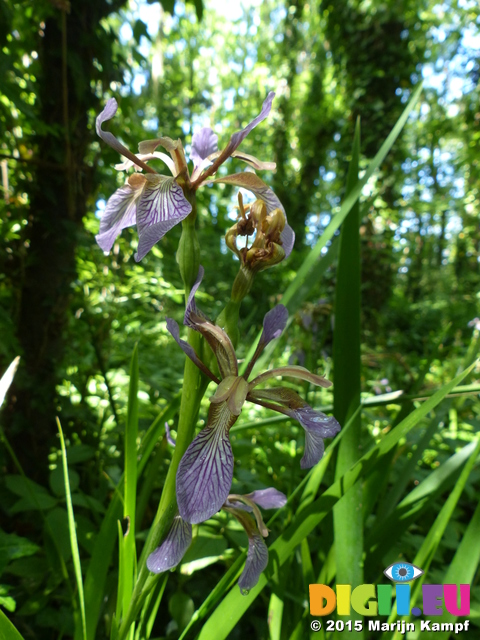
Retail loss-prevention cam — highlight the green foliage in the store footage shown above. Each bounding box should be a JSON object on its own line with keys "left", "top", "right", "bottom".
{"left": 1, "top": 0, "right": 480, "bottom": 638}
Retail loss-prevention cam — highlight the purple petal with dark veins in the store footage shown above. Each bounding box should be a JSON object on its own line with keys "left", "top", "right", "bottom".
{"left": 191, "top": 127, "right": 218, "bottom": 168}
{"left": 96, "top": 98, "right": 151, "bottom": 172}
{"left": 238, "top": 533, "right": 269, "bottom": 594}
{"left": 228, "top": 92, "right": 275, "bottom": 155}
{"left": 135, "top": 175, "right": 192, "bottom": 261}
{"left": 291, "top": 405, "right": 341, "bottom": 469}
{"left": 244, "top": 488, "right": 287, "bottom": 510}
{"left": 166, "top": 317, "right": 219, "bottom": 383}
{"left": 280, "top": 223, "right": 295, "bottom": 258}
{"left": 243, "top": 305, "right": 289, "bottom": 379}
{"left": 183, "top": 267, "right": 238, "bottom": 378}
{"left": 95, "top": 183, "right": 142, "bottom": 253}
{"left": 176, "top": 401, "right": 237, "bottom": 524}
{"left": 184, "top": 266, "right": 205, "bottom": 327}
{"left": 248, "top": 387, "right": 341, "bottom": 468}
{"left": 146, "top": 515, "right": 192, "bottom": 573}
{"left": 261, "top": 305, "right": 288, "bottom": 345}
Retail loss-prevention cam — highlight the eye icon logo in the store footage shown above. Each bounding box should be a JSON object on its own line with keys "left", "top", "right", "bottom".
{"left": 384, "top": 562, "right": 424, "bottom": 583}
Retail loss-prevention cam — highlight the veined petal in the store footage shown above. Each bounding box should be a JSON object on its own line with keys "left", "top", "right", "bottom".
{"left": 184, "top": 268, "right": 238, "bottom": 378}
{"left": 261, "top": 305, "right": 288, "bottom": 344}
{"left": 96, "top": 98, "right": 154, "bottom": 174}
{"left": 95, "top": 181, "right": 144, "bottom": 253}
{"left": 249, "top": 365, "right": 332, "bottom": 390}
{"left": 191, "top": 127, "right": 218, "bottom": 168}
{"left": 166, "top": 318, "right": 219, "bottom": 383}
{"left": 207, "top": 150, "right": 276, "bottom": 172}
{"left": 248, "top": 388, "right": 341, "bottom": 468}
{"left": 193, "top": 92, "right": 275, "bottom": 187}
{"left": 135, "top": 175, "right": 192, "bottom": 261}
{"left": 114, "top": 151, "right": 176, "bottom": 176}
{"left": 176, "top": 401, "right": 237, "bottom": 524}
{"left": 238, "top": 533, "right": 269, "bottom": 594}
{"left": 245, "top": 488, "right": 287, "bottom": 510}
{"left": 138, "top": 136, "right": 178, "bottom": 155}
{"left": 211, "top": 172, "right": 295, "bottom": 258}
{"left": 229, "top": 92, "right": 275, "bottom": 154}
{"left": 280, "top": 224, "right": 295, "bottom": 259}
{"left": 138, "top": 137, "right": 188, "bottom": 177}
{"left": 146, "top": 515, "right": 192, "bottom": 573}
{"left": 243, "top": 305, "right": 288, "bottom": 379}
{"left": 184, "top": 266, "right": 206, "bottom": 326}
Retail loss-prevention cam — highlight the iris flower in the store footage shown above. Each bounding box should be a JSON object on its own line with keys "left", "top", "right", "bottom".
{"left": 168, "top": 268, "right": 341, "bottom": 525}
{"left": 95, "top": 94, "right": 295, "bottom": 261}
{"left": 147, "top": 488, "right": 287, "bottom": 593}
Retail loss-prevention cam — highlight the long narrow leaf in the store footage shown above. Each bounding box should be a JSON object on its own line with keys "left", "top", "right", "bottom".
{"left": 0, "top": 609, "right": 26, "bottom": 640}
{"left": 57, "top": 418, "right": 87, "bottom": 640}
{"left": 333, "top": 119, "right": 363, "bottom": 640}
{"left": 122, "top": 344, "right": 139, "bottom": 635}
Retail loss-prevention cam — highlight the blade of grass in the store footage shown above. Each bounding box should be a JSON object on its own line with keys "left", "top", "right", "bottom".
{"left": 0, "top": 609, "right": 26, "bottom": 640}
{"left": 365, "top": 440, "right": 477, "bottom": 572}
{"left": 194, "top": 361, "right": 475, "bottom": 640}
{"left": 384, "top": 436, "right": 480, "bottom": 640}
{"left": 115, "top": 519, "right": 125, "bottom": 640}
{"left": 121, "top": 344, "right": 139, "bottom": 638}
{"left": 0, "top": 356, "right": 20, "bottom": 408}
{"left": 57, "top": 417, "right": 87, "bottom": 640}
{"left": 333, "top": 119, "right": 363, "bottom": 640}
{"left": 84, "top": 493, "right": 123, "bottom": 640}
{"left": 421, "top": 497, "right": 480, "bottom": 640}
{"left": 134, "top": 574, "right": 168, "bottom": 640}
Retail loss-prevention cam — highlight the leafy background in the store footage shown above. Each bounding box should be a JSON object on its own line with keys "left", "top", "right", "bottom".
{"left": 0, "top": 0, "right": 479, "bottom": 638}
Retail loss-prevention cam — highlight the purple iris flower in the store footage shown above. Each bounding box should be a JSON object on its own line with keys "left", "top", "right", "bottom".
{"left": 95, "top": 94, "right": 295, "bottom": 261}
{"left": 147, "top": 488, "right": 287, "bottom": 594}
{"left": 168, "top": 268, "right": 341, "bottom": 525}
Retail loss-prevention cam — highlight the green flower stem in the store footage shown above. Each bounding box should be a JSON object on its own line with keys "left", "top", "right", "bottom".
{"left": 177, "top": 192, "right": 200, "bottom": 293}
{"left": 216, "top": 299, "right": 241, "bottom": 348}
{"left": 216, "top": 264, "right": 254, "bottom": 348}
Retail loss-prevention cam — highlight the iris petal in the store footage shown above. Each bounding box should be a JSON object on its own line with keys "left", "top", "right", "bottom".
{"left": 95, "top": 183, "right": 143, "bottom": 253}
{"left": 191, "top": 127, "right": 218, "bottom": 169}
{"left": 184, "top": 267, "right": 238, "bottom": 378}
{"left": 238, "top": 533, "right": 269, "bottom": 594}
{"left": 244, "top": 488, "right": 287, "bottom": 510}
{"left": 146, "top": 515, "right": 192, "bottom": 573}
{"left": 176, "top": 401, "right": 237, "bottom": 524}
{"left": 96, "top": 98, "right": 153, "bottom": 173}
{"left": 166, "top": 318, "right": 219, "bottom": 383}
{"left": 248, "top": 388, "right": 340, "bottom": 468}
{"left": 228, "top": 92, "right": 275, "bottom": 153}
{"left": 135, "top": 175, "right": 192, "bottom": 261}
{"left": 261, "top": 305, "right": 288, "bottom": 345}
